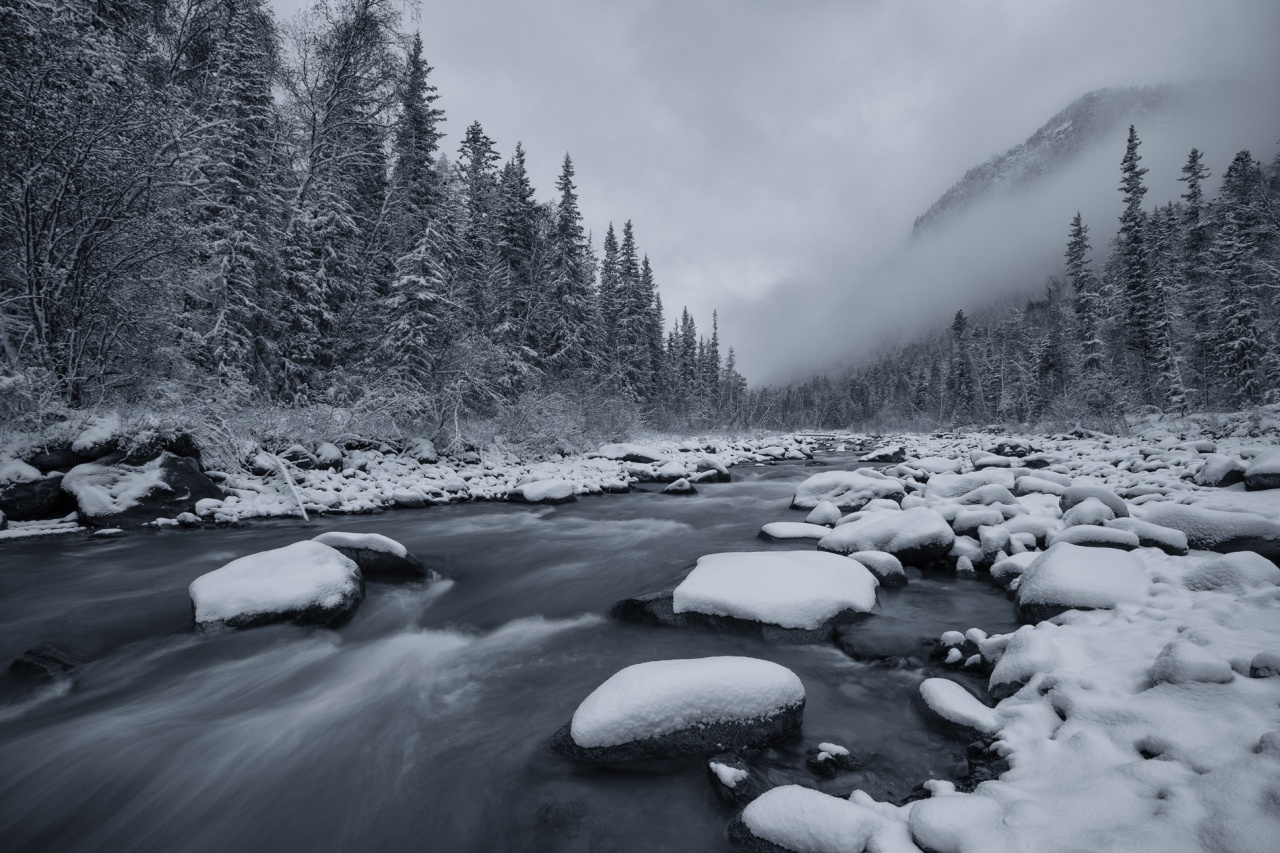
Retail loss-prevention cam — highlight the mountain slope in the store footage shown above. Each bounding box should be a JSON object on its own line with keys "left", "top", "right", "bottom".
{"left": 911, "top": 85, "right": 1180, "bottom": 238}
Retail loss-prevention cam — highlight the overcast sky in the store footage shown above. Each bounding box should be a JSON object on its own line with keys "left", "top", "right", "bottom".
{"left": 272, "top": 0, "right": 1280, "bottom": 383}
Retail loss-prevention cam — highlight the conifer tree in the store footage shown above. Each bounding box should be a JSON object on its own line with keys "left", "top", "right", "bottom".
{"left": 1113, "top": 125, "right": 1152, "bottom": 398}
{"left": 1065, "top": 212, "right": 1103, "bottom": 375}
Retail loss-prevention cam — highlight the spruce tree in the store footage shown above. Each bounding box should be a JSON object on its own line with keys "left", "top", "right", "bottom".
{"left": 1114, "top": 125, "right": 1153, "bottom": 399}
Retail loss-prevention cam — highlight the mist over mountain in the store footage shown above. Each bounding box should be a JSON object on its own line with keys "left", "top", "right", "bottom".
{"left": 910, "top": 86, "right": 1180, "bottom": 239}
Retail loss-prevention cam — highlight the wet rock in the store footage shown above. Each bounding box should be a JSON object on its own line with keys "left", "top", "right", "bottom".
{"left": 8, "top": 643, "right": 81, "bottom": 682}
{"left": 24, "top": 442, "right": 78, "bottom": 473}
{"left": 708, "top": 752, "right": 765, "bottom": 807}
{"left": 0, "top": 473, "right": 75, "bottom": 521}
{"left": 805, "top": 742, "right": 861, "bottom": 777}
{"left": 311, "top": 531, "right": 431, "bottom": 579}
{"left": 120, "top": 432, "right": 201, "bottom": 466}
{"left": 1249, "top": 650, "right": 1280, "bottom": 679}
{"left": 663, "top": 478, "right": 697, "bottom": 495}
{"left": 835, "top": 621, "right": 934, "bottom": 667}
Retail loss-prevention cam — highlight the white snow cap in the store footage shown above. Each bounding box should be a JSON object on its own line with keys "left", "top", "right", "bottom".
{"left": 569, "top": 657, "right": 804, "bottom": 748}
{"left": 710, "top": 761, "right": 748, "bottom": 787}
{"left": 742, "top": 785, "right": 880, "bottom": 853}
{"left": 311, "top": 531, "right": 408, "bottom": 558}
{"left": 512, "top": 478, "right": 574, "bottom": 502}
{"left": 673, "top": 551, "right": 878, "bottom": 630}
{"left": 791, "top": 469, "right": 904, "bottom": 509}
{"left": 1017, "top": 542, "right": 1150, "bottom": 615}
{"left": 918, "top": 678, "right": 1000, "bottom": 735}
{"left": 759, "top": 521, "right": 833, "bottom": 540}
{"left": 189, "top": 541, "right": 361, "bottom": 625}
{"left": 817, "top": 506, "right": 953, "bottom": 556}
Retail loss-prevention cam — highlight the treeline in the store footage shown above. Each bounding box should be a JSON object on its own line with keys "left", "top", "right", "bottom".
{"left": 0, "top": 0, "right": 746, "bottom": 438}
{"left": 749, "top": 128, "right": 1280, "bottom": 430}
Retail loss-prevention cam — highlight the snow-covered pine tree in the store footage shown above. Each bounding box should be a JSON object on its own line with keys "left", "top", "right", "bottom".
{"left": 1177, "top": 147, "right": 1214, "bottom": 405}
{"left": 545, "top": 154, "right": 595, "bottom": 374}
{"left": 1147, "top": 204, "right": 1188, "bottom": 411}
{"left": 1065, "top": 212, "right": 1104, "bottom": 375}
{"left": 455, "top": 120, "right": 503, "bottom": 331}
{"left": 1210, "top": 150, "right": 1266, "bottom": 406}
{"left": 1112, "top": 125, "right": 1153, "bottom": 401}
{"left": 388, "top": 32, "right": 445, "bottom": 259}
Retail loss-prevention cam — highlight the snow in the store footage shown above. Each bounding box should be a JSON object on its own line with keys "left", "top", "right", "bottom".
{"left": 912, "top": 456, "right": 965, "bottom": 474}
{"left": 1137, "top": 502, "right": 1280, "bottom": 552}
{"left": 61, "top": 457, "right": 169, "bottom": 519}
{"left": 925, "top": 469, "right": 1016, "bottom": 499}
{"left": 1181, "top": 552, "right": 1280, "bottom": 593}
{"left": 510, "top": 478, "right": 575, "bottom": 503}
{"left": 1016, "top": 542, "right": 1150, "bottom": 618}
{"left": 70, "top": 413, "right": 119, "bottom": 454}
{"left": 188, "top": 541, "right": 361, "bottom": 627}
{"left": 672, "top": 551, "right": 878, "bottom": 629}
{"left": 1150, "top": 639, "right": 1234, "bottom": 685}
{"left": 1048, "top": 525, "right": 1139, "bottom": 550}
{"left": 760, "top": 521, "right": 834, "bottom": 540}
{"left": 1105, "top": 517, "right": 1188, "bottom": 554}
{"left": 1061, "top": 496, "right": 1115, "bottom": 527}
{"left": 849, "top": 550, "right": 906, "bottom": 584}
{"left": 568, "top": 657, "right": 805, "bottom": 748}
{"left": 816, "top": 506, "right": 953, "bottom": 558}
{"left": 791, "top": 469, "right": 905, "bottom": 510}
{"left": 805, "top": 500, "right": 843, "bottom": 526}
{"left": 0, "top": 458, "right": 41, "bottom": 485}
{"left": 593, "top": 443, "right": 668, "bottom": 463}
{"left": 710, "top": 761, "right": 748, "bottom": 787}
{"left": 741, "top": 785, "right": 881, "bottom": 853}
{"left": 918, "top": 677, "right": 1000, "bottom": 735}
{"left": 311, "top": 531, "right": 408, "bottom": 558}
{"left": 1244, "top": 450, "right": 1280, "bottom": 490}
{"left": 1060, "top": 483, "right": 1130, "bottom": 518}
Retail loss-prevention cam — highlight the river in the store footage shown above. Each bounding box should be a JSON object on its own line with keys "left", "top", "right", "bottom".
{"left": 0, "top": 454, "right": 1017, "bottom": 852}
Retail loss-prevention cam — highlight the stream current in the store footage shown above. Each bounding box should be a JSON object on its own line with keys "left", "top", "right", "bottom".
{"left": 0, "top": 454, "right": 1017, "bottom": 852}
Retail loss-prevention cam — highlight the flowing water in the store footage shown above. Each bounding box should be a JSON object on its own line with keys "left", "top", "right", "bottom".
{"left": 0, "top": 456, "right": 1017, "bottom": 852}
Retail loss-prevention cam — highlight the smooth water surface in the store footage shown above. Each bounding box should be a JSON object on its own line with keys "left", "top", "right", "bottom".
{"left": 0, "top": 456, "right": 1017, "bottom": 852}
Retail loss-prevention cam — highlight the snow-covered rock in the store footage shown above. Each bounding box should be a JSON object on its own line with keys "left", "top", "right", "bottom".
{"left": 911, "top": 456, "right": 965, "bottom": 475}
{"left": 849, "top": 550, "right": 907, "bottom": 586}
{"left": 730, "top": 785, "right": 881, "bottom": 853}
{"left": 925, "top": 469, "right": 1016, "bottom": 500}
{"left": 0, "top": 471, "right": 70, "bottom": 521}
{"left": 314, "top": 442, "right": 344, "bottom": 470}
{"left": 1059, "top": 483, "right": 1129, "bottom": 518}
{"left": 1150, "top": 640, "right": 1234, "bottom": 685}
{"left": 990, "top": 551, "right": 1040, "bottom": 588}
{"left": 405, "top": 437, "right": 438, "bottom": 464}
{"left": 662, "top": 477, "right": 696, "bottom": 495}
{"left": 1013, "top": 475, "right": 1067, "bottom": 497}
{"left": 1137, "top": 503, "right": 1280, "bottom": 560}
{"left": 61, "top": 453, "right": 223, "bottom": 527}
{"left": 1015, "top": 542, "right": 1150, "bottom": 623}
{"left": 189, "top": 541, "right": 363, "bottom": 630}
{"left": 859, "top": 445, "right": 905, "bottom": 463}
{"left": 791, "top": 469, "right": 904, "bottom": 510}
{"left": 593, "top": 443, "right": 668, "bottom": 464}
{"left": 1182, "top": 552, "right": 1280, "bottom": 593}
{"left": 311, "top": 531, "right": 429, "bottom": 579}
{"left": 914, "top": 677, "right": 1000, "bottom": 739}
{"left": 1061, "top": 496, "right": 1115, "bottom": 527}
{"left": 817, "top": 506, "right": 953, "bottom": 566}
{"left": 1194, "top": 453, "right": 1247, "bottom": 488}
{"left": 673, "top": 551, "right": 878, "bottom": 631}
{"left": 1048, "top": 524, "right": 1139, "bottom": 550}
{"left": 508, "top": 478, "right": 576, "bottom": 504}
{"left": 759, "top": 521, "right": 833, "bottom": 540}
{"left": 1244, "top": 450, "right": 1280, "bottom": 491}
{"left": 707, "top": 752, "right": 762, "bottom": 807}
{"left": 1104, "top": 517, "right": 1189, "bottom": 555}
{"left": 551, "top": 657, "right": 805, "bottom": 762}
{"left": 805, "top": 500, "right": 843, "bottom": 526}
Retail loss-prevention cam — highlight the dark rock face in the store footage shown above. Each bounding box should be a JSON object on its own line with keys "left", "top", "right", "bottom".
{"left": 1015, "top": 599, "right": 1100, "bottom": 625}
{"left": 835, "top": 621, "right": 933, "bottom": 667}
{"left": 708, "top": 751, "right": 766, "bottom": 807}
{"left": 25, "top": 443, "right": 78, "bottom": 473}
{"left": 324, "top": 545, "right": 430, "bottom": 580}
{"left": 63, "top": 453, "right": 224, "bottom": 528}
{"left": 549, "top": 700, "right": 804, "bottom": 763}
{"left": 9, "top": 644, "right": 81, "bottom": 682}
{"left": 989, "top": 439, "right": 1035, "bottom": 458}
{"left": 805, "top": 745, "right": 861, "bottom": 778}
{"left": 727, "top": 816, "right": 795, "bottom": 853}
{"left": 911, "top": 684, "right": 996, "bottom": 742}
{"left": 120, "top": 432, "right": 202, "bottom": 466}
{"left": 956, "top": 740, "right": 1010, "bottom": 792}
{"left": 0, "top": 474, "right": 75, "bottom": 520}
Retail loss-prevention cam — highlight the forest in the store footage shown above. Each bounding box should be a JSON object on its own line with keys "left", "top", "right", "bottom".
{"left": 3, "top": 0, "right": 1278, "bottom": 447}
{"left": 755, "top": 131, "right": 1280, "bottom": 431}
{"left": 0, "top": 0, "right": 746, "bottom": 448}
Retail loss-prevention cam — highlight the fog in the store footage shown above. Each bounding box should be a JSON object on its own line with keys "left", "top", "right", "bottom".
{"left": 269, "top": 0, "right": 1280, "bottom": 384}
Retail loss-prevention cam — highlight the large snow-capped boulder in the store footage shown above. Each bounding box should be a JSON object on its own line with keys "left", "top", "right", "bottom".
{"left": 910, "top": 456, "right": 965, "bottom": 475}
{"left": 1104, "top": 517, "right": 1189, "bottom": 555}
{"left": 1194, "top": 454, "right": 1247, "bottom": 488}
{"left": 849, "top": 550, "right": 907, "bottom": 586}
{"left": 791, "top": 469, "right": 905, "bottom": 510}
{"left": 1047, "top": 525, "right": 1139, "bottom": 551}
{"left": 1182, "top": 552, "right": 1280, "bottom": 594}
{"left": 805, "top": 500, "right": 843, "bottom": 526}
{"left": 817, "top": 506, "right": 953, "bottom": 566}
{"left": 1015, "top": 543, "right": 1150, "bottom": 623}
{"left": 550, "top": 657, "right": 805, "bottom": 762}
{"left": 593, "top": 443, "right": 669, "bottom": 464}
{"left": 1244, "top": 451, "right": 1280, "bottom": 491}
{"left": 728, "top": 785, "right": 882, "bottom": 853}
{"left": 189, "top": 541, "right": 364, "bottom": 630}
{"left": 61, "top": 453, "right": 222, "bottom": 527}
{"left": 913, "top": 678, "right": 1000, "bottom": 740}
{"left": 1137, "top": 503, "right": 1280, "bottom": 561}
{"left": 508, "top": 478, "right": 576, "bottom": 504}
{"left": 311, "top": 531, "right": 429, "bottom": 579}
{"left": 925, "top": 470, "right": 1016, "bottom": 500}
{"left": 673, "top": 551, "right": 878, "bottom": 631}
{"left": 1059, "top": 484, "right": 1129, "bottom": 518}
{"left": 405, "top": 437, "right": 438, "bottom": 464}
